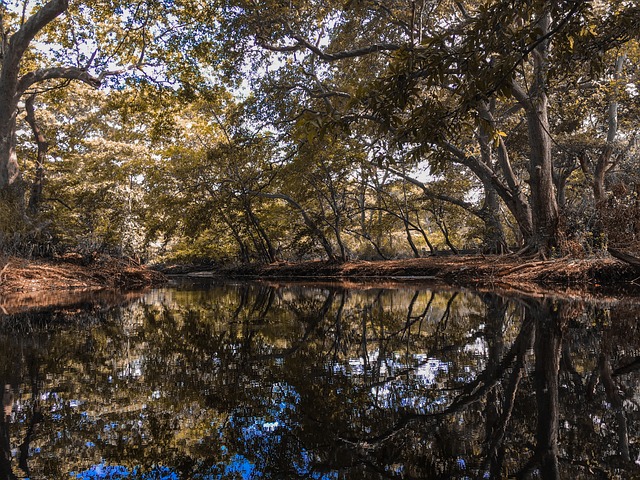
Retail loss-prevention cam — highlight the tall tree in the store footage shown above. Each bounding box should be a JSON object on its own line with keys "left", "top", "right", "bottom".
{"left": 0, "top": 0, "right": 223, "bottom": 233}
{"left": 218, "top": 0, "right": 640, "bottom": 256}
{"left": 0, "top": 1, "right": 98, "bottom": 201}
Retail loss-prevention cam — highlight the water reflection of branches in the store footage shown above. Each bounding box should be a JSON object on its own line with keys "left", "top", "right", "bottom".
{"left": 1, "top": 284, "right": 639, "bottom": 478}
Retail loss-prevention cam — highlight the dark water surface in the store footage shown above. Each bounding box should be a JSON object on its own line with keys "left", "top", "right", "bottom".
{"left": 0, "top": 280, "right": 639, "bottom": 479}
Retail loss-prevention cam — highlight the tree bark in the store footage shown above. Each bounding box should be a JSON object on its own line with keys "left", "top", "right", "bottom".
{"left": 594, "top": 55, "right": 625, "bottom": 206}
{"left": 403, "top": 217, "right": 420, "bottom": 257}
{"left": 24, "top": 95, "right": 47, "bottom": 215}
{"left": 243, "top": 201, "right": 276, "bottom": 263}
{"left": 443, "top": 141, "right": 534, "bottom": 245}
{"left": 250, "top": 191, "right": 337, "bottom": 261}
{"left": 481, "top": 182, "right": 508, "bottom": 253}
{"left": 511, "top": 11, "right": 559, "bottom": 254}
{"left": 476, "top": 101, "right": 532, "bottom": 247}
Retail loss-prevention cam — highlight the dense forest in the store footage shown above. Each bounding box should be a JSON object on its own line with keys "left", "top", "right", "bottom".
{"left": 1, "top": 0, "right": 640, "bottom": 265}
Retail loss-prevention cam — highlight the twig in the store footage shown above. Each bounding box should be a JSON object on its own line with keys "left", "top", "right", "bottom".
{"left": 0, "top": 261, "right": 10, "bottom": 284}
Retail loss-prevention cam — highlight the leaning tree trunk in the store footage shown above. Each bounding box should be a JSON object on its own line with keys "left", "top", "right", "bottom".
{"left": 245, "top": 206, "right": 276, "bottom": 263}
{"left": 477, "top": 114, "right": 509, "bottom": 253}
{"left": 402, "top": 217, "right": 421, "bottom": 258}
{"left": 0, "top": 0, "right": 108, "bottom": 241}
{"left": 250, "top": 191, "right": 337, "bottom": 261}
{"left": 0, "top": 0, "right": 69, "bottom": 192}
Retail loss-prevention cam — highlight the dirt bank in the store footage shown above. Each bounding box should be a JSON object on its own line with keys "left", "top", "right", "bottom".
{"left": 208, "top": 255, "right": 640, "bottom": 297}
{"left": 2, "top": 254, "right": 638, "bottom": 314}
{"left": 0, "top": 255, "right": 166, "bottom": 295}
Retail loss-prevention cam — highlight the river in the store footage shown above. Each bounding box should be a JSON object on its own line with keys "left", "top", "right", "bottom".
{"left": 0, "top": 279, "right": 638, "bottom": 479}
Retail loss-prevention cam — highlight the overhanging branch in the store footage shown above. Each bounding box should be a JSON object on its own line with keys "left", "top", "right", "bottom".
{"left": 17, "top": 63, "right": 146, "bottom": 97}
{"left": 259, "top": 33, "right": 402, "bottom": 62}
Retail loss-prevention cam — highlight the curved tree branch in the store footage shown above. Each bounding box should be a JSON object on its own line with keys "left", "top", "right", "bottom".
{"left": 17, "top": 66, "right": 101, "bottom": 95}
{"left": 385, "top": 165, "right": 484, "bottom": 218}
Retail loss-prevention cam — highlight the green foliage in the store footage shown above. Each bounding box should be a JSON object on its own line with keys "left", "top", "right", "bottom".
{"left": 3, "top": 0, "right": 640, "bottom": 260}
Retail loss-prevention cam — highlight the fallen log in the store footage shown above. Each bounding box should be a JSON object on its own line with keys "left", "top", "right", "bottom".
{"left": 608, "top": 247, "right": 640, "bottom": 267}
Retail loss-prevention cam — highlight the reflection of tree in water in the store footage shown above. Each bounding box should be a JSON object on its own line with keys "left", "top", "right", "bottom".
{"left": 0, "top": 284, "right": 637, "bottom": 478}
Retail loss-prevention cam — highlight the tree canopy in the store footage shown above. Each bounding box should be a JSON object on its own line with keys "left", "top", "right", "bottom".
{"left": 1, "top": 0, "right": 640, "bottom": 261}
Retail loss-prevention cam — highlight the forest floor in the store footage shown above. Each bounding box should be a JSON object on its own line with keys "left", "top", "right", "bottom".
{"left": 1, "top": 253, "right": 639, "bottom": 314}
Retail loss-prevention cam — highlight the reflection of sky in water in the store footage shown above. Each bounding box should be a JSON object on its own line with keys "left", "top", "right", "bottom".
{"left": 67, "top": 352, "right": 450, "bottom": 479}
{"left": 332, "top": 350, "right": 449, "bottom": 379}
{"left": 73, "top": 464, "right": 178, "bottom": 479}
{"left": 72, "top": 381, "right": 336, "bottom": 479}
{"left": 331, "top": 350, "right": 450, "bottom": 408}
{"left": 3, "top": 284, "right": 636, "bottom": 479}
{"left": 73, "top": 455, "right": 337, "bottom": 479}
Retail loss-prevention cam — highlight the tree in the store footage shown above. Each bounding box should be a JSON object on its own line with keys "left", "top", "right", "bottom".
{"left": 218, "top": 0, "right": 640, "bottom": 256}
{"left": 1, "top": 1, "right": 99, "bottom": 202}
{"left": 0, "top": 0, "right": 225, "bottom": 239}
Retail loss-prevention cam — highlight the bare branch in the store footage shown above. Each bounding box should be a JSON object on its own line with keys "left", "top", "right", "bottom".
{"left": 385, "top": 165, "right": 483, "bottom": 217}
{"left": 16, "top": 61, "right": 149, "bottom": 97}
{"left": 260, "top": 33, "right": 402, "bottom": 62}
{"left": 441, "top": 141, "right": 513, "bottom": 203}
{"left": 17, "top": 66, "right": 101, "bottom": 95}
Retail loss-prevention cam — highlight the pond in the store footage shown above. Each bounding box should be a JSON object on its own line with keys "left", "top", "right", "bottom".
{"left": 0, "top": 280, "right": 638, "bottom": 479}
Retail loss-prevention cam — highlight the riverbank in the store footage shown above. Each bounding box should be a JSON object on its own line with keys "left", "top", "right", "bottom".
{"left": 205, "top": 254, "right": 639, "bottom": 297}
{"left": 0, "top": 255, "right": 166, "bottom": 294}
{"left": 2, "top": 254, "right": 639, "bottom": 311}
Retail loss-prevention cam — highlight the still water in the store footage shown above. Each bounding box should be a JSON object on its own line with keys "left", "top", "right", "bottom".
{"left": 0, "top": 280, "right": 638, "bottom": 479}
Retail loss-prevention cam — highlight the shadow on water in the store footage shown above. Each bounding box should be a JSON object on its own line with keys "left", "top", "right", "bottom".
{"left": 0, "top": 281, "right": 638, "bottom": 479}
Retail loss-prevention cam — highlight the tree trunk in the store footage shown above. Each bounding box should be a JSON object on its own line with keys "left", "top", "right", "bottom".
{"left": 477, "top": 115, "right": 509, "bottom": 253}
{"left": 521, "top": 12, "right": 559, "bottom": 254}
{"left": 433, "top": 214, "right": 458, "bottom": 254}
{"left": 599, "top": 317, "right": 631, "bottom": 463}
{"left": 218, "top": 208, "right": 251, "bottom": 263}
{"left": 483, "top": 294, "right": 507, "bottom": 478}
{"left": 415, "top": 215, "right": 435, "bottom": 254}
{"left": 0, "top": 181, "right": 25, "bottom": 245}
{"left": 333, "top": 216, "right": 347, "bottom": 261}
{"left": 482, "top": 181, "right": 508, "bottom": 254}
{"left": 594, "top": 55, "right": 625, "bottom": 207}
{"left": 495, "top": 138, "right": 533, "bottom": 242}
{"left": 0, "top": 117, "right": 19, "bottom": 191}
{"left": 526, "top": 98, "right": 559, "bottom": 253}
{"left": 403, "top": 217, "right": 420, "bottom": 258}
{"left": 0, "top": 98, "right": 24, "bottom": 234}
{"left": 243, "top": 199, "right": 276, "bottom": 263}
{"left": 554, "top": 170, "right": 569, "bottom": 209}
{"left": 0, "top": 0, "right": 69, "bottom": 192}
{"left": 250, "top": 191, "right": 337, "bottom": 261}
{"left": 24, "top": 95, "right": 47, "bottom": 215}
